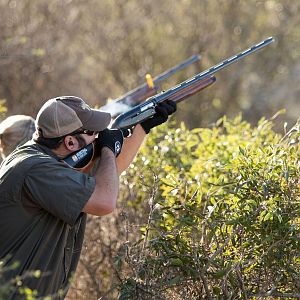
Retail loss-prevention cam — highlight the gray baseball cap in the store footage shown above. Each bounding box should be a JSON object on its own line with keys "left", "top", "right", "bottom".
{"left": 35, "top": 96, "right": 111, "bottom": 138}
{"left": 0, "top": 115, "right": 35, "bottom": 158}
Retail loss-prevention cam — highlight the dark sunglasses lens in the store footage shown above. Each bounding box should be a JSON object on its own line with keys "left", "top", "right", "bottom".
{"left": 83, "top": 130, "right": 95, "bottom": 136}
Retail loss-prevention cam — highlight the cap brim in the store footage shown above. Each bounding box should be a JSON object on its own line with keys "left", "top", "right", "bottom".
{"left": 83, "top": 109, "right": 112, "bottom": 131}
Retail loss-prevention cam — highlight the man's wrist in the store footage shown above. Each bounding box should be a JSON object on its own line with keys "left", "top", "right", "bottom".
{"left": 101, "top": 146, "right": 115, "bottom": 156}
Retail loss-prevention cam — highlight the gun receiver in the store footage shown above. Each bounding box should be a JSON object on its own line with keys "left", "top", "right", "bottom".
{"left": 112, "top": 37, "right": 274, "bottom": 129}
{"left": 100, "top": 54, "right": 201, "bottom": 117}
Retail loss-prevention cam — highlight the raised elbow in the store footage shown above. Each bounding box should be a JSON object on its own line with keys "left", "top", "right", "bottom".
{"left": 96, "top": 201, "right": 116, "bottom": 216}
{"left": 82, "top": 194, "right": 118, "bottom": 216}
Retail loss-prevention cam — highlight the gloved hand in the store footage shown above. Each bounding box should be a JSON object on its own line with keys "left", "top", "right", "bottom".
{"left": 95, "top": 128, "right": 124, "bottom": 157}
{"left": 140, "top": 100, "right": 177, "bottom": 134}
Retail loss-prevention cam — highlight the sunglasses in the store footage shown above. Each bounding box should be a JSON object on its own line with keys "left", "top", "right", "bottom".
{"left": 72, "top": 129, "right": 96, "bottom": 136}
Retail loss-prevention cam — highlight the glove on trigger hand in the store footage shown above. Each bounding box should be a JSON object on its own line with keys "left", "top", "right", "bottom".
{"left": 141, "top": 100, "right": 177, "bottom": 134}
{"left": 95, "top": 128, "right": 124, "bottom": 157}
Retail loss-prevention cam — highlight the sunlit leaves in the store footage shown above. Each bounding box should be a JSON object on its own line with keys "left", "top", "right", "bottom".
{"left": 118, "top": 115, "right": 300, "bottom": 299}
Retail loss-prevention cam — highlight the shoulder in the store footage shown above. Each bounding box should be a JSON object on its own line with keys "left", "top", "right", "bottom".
{"left": 2, "top": 141, "right": 64, "bottom": 172}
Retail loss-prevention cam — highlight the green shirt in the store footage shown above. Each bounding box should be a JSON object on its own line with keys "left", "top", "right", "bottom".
{"left": 0, "top": 141, "right": 95, "bottom": 299}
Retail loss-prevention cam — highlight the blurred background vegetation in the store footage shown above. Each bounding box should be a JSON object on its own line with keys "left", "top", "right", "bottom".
{"left": 1, "top": 0, "right": 300, "bottom": 299}
{"left": 1, "top": 0, "right": 299, "bottom": 129}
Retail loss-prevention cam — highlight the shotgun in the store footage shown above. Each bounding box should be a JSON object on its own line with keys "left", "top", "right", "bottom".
{"left": 100, "top": 55, "right": 201, "bottom": 117}
{"left": 63, "top": 37, "right": 274, "bottom": 170}
{"left": 112, "top": 37, "right": 274, "bottom": 129}
{"left": 63, "top": 76, "right": 215, "bottom": 171}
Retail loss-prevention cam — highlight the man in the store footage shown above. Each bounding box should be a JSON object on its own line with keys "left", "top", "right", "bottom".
{"left": 0, "top": 115, "right": 35, "bottom": 161}
{"left": 0, "top": 96, "right": 176, "bottom": 299}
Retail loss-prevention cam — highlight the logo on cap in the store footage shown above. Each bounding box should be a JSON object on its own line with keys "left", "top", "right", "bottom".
{"left": 81, "top": 102, "right": 90, "bottom": 111}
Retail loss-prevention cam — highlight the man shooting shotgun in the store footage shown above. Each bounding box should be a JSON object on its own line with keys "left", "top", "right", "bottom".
{"left": 65, "top": 37, "right": 274, "bottom": 169}
{"left": 0, "top": 37, "right": 273, "bottom": 298}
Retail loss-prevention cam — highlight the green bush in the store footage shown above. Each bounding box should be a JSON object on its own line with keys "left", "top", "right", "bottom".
{"left": 117, "top": 114, "right": 300, "bottom": 299}
{"left": 0, "top": 258, "right": 65, "bottom": 299}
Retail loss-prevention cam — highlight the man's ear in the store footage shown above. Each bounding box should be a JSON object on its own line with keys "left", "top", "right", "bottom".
{"left": 64, "top": 136, "right": 76, "bottom": 151}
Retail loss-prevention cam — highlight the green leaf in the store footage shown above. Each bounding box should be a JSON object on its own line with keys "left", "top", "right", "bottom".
{"left": 168, "top": 276, "right": 181, "bottom": 285}
{"left": 170, "top": 258, "right": 183, "bottom": 267}
{"left": 239, "top": 146, "right": 246, "bottom": 155}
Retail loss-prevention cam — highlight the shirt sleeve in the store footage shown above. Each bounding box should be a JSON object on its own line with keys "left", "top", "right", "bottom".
{"left": 24, "top": 159, "right": 96, "bottom": 225}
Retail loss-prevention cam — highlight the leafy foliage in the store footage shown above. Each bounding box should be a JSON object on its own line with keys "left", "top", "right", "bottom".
{"left": 116, "top": 115, "right": 300, "bottom": 299}
{"left": 0, "top": 257, "right": 67, "bottom": 300}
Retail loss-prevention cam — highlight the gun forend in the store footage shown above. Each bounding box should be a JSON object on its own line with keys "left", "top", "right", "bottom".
{"left": 111, "top": 76, "right": 216, "bottom": 129}
{"left": 168, "top": 76, "right": 216, "bottom": 103}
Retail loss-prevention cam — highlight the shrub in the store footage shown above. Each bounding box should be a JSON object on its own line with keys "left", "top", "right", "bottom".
{"left": 116, "top": 114, "right": 300, "bottom": 299}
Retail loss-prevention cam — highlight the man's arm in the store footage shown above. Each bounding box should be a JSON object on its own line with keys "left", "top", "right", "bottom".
{"left": 82, "top": 101, "right": 176, "bottom": 215}
{"left": 115, "top": 100, "right": 176, "bottom": 173}
{"left": 82, "top": 147, "right": 119, "bottom": 216}
{"left": 116, "top": 124, "right": 146, "bottom": 174}
{"left": 82, "top": 127, "right": 145, "bottom": 216}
